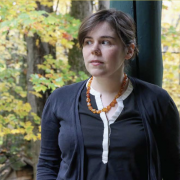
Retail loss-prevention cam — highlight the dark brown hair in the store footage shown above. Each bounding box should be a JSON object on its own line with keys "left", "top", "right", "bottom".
{"left": 78, "top": 9, "right": 138, "bottom": 59}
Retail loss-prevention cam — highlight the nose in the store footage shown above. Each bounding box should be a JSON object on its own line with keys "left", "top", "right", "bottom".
{"left": 91, "top": 42, "right": 101, "bottom": 56}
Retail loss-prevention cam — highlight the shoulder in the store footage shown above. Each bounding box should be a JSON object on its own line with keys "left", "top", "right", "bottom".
{"left": 48, "top": 79, "right": 88, "bottom": 103}
{"left": 129, "top": 77, "right": 179, "bottom": 122}
{"left": 129, "top": 76, "right": 174, "bottom": 115}
{"left": 129, "top": 76, "right": 170, "bottom": 100}
{"left": 43, "top": 80, "right": 88, "bottom": 115}
{"left": 53, "top": 80, "right": 87, "bottom": 95}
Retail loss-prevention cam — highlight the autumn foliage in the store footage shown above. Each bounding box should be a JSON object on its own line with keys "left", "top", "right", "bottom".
{"left": 0, "top": 0, "right": 85, "bottom": 143}
{"left": 0, "top": 0, "right": 179, "bottom": 174}
{"left": 162, "top": 1, "right": 180, "bottom": 112}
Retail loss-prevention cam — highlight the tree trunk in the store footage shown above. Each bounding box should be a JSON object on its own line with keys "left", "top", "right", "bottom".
{"left": 68, "top": 1, "right": 93, "bottom": 75}
{"left": 98, "top": 1, "right": 110, "bottom": 10}
{"left": 70, "top": 1, "right": 93, "bottom": 21}
{"left": 26, "top": 2, "right": 55, "bottom": 179}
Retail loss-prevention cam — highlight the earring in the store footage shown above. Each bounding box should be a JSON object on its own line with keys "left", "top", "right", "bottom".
{"left": 125, "top": 52, "right": 132, "bottom": 60}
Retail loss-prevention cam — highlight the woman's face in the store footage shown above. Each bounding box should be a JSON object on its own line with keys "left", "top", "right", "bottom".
{"left": 82, "top": 21, "right": 127, "bottom": 78}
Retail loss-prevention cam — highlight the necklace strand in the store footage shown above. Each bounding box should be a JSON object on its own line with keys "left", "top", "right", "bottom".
{"left": 86, "top": 74, "right": 128, "bottom": 114}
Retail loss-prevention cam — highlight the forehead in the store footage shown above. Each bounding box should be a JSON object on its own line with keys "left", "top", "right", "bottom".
{"left": 86, "top": 21, "right": 117, "bottom": 37}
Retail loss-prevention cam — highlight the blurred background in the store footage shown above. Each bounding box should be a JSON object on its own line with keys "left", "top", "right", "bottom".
{"left": 0, "top": 0, "right": 179, "bottom": 179}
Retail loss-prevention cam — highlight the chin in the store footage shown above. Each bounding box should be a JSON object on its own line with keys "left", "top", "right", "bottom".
{"left": 89, "top": 71, "right": 107, "bottom": 77}
{"left": 87, "top": 67, "right": 109, "bottom": 77}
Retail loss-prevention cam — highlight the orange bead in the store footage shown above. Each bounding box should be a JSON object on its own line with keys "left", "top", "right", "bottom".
{"left": 88, "top": 106, "right": 92, "bottom": 110}
{"left": 102, "top": 108, "right": 108, "bottom": 112}
{"left": 86, "top": 73, "right": 127, "bottom": 114}
{"left": 110, "top": 102, "right": 115, "bottom": 107}
{"left": 113, "top": 99, "right": 117, "bottom": 103}
{"left": 86, "top": 98, "right": 90, "bottom": 102}
{"left": 92, "top": 109, "right": 96, "bottom": 113}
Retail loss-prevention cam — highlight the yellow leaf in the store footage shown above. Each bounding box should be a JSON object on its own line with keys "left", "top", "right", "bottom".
{"left": 0, "top": 132, "right": 5, "bottom": 137}
{"left": 0, "top": 46, "right": 6, "bottom": 51}
{"left": 37, "top": 133, "right": 41, "bottom": 140}
{"left": 39, "top": 126, "right": 41, "bottom": 132}
{"left": 29, "top": 91, "right": 42, "bottom": 98}
{"left": 36, "top": 39, "right": 39, "bottom": 47}
{"left": 11, "top": 129, "right": 20, "bottom": 134}
{"left": 25, "top": 121, "right": 32, "bottom": 127}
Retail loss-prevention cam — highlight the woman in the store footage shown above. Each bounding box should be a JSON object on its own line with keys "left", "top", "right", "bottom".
{"left": 37, "top": 9, "right": 180, "bottom": 180}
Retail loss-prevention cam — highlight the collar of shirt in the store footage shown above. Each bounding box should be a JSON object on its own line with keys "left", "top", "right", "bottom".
{"left": 85, "top": 78, "right": 133, "bottom": 164}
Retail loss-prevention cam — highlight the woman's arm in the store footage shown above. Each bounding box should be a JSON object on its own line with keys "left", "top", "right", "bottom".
{"left": 157, "top": 97, "right": 180, "bottom": 180}
{"left": 37, "top": 95, "right": 61, "bottom": 180}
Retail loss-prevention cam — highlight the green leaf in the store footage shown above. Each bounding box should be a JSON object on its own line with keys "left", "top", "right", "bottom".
{"left": 0, "top": 155, "right": 7, "bottom": 164}
{"left": 0, "top": 63, "right": 4, "bottom": 68}
{"left": 44, "top": 15, "right": 57, "bottom": 25}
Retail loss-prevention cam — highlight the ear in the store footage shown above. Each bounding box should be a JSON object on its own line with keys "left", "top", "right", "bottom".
{"left": 125, "top": 43, "right": 135, "bottom": 60}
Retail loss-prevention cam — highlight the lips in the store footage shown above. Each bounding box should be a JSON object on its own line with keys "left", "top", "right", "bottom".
{"left": 90, "top": 60, "right": 103, "bottom": 66}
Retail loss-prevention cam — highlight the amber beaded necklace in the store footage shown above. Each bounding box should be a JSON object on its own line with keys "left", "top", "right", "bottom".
{"left": 86, "top": 74, "right": 128, "bottom": 114}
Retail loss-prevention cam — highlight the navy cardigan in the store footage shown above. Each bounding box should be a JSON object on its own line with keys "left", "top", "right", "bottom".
{"left": 37, "top": 77, "right": 180, "bottom": 180}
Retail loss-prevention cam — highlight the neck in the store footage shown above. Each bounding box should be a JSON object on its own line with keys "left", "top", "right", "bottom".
{"left": 91, "top": 73, "right": 126, "bottom": 94}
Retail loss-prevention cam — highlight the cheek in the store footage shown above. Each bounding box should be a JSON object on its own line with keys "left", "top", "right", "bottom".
{"left": 82, "top": 49, "right": 88, "bottom": 60}
{"left": 106, "top": 49, "right": 121, "bottom": 60}
{"left": 82, "top": 49, "right": 85, "bottom": 57}
{"left": 115, "top": 47, "right": 125, "bottom": 58}
{"left": 107, "top": 49, "right": 125, "bottom": 67}
{"left": 82, "top": 49, "right": 89, "bottom": 67}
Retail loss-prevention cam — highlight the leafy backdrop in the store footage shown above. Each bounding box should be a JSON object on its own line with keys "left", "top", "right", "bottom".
{"left": 0, "top": 0, "right": 179, "bottom": 178}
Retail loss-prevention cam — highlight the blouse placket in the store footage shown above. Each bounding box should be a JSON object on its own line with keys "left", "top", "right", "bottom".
{"left": 86, "top": 80, "right": 133, "bottom": 164}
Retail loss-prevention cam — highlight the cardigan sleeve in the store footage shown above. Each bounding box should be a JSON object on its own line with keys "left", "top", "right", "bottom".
{"left": 157, "top": 97, "right": 180, "bottom": 180}
{"left": 36, "top": 95, "right": 61, "bottom": 180}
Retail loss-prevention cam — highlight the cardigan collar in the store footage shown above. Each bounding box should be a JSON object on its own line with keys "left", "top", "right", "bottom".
{"left": 74, "top": 76, "right": 161, "bottom": 180}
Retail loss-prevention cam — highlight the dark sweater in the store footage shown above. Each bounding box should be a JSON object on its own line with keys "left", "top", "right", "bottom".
{"left": 79, "top": 84, "right": 148, "bottom": 180}
{"left": 37, "top": 77, "right": 180, "bottom": 180}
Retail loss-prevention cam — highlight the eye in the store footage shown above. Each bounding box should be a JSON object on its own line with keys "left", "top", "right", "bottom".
{"left": 83, "top": 40, "right": 92, "bottom": 46}
{"left": 101, "top": 40, "right": 111, "bottom": 45}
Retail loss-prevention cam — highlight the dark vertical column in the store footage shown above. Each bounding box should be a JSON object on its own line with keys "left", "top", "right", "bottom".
{"left": 136, "top": 1, "right": 163, "bottom": 86}
{"left": 110, "top": 1, "right": 135, "bottom": 17}
{"left": 110, "top": 1, "right": 163, "bottom": 86}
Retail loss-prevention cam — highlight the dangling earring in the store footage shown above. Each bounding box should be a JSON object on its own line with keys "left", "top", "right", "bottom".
{"left": 125, "top": 44, "right": 135, "bottom": 60}
{"left": 125, "top": 52, "right": 130, "bottom": 60}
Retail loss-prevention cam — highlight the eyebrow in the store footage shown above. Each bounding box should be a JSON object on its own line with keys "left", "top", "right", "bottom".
{"left": 84, "top": 36, "right": 116, "bottom": 40}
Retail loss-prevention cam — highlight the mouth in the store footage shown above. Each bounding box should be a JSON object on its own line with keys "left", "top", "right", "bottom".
{"left": 90, "top": 60, "right": 103, "bottom": 66}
